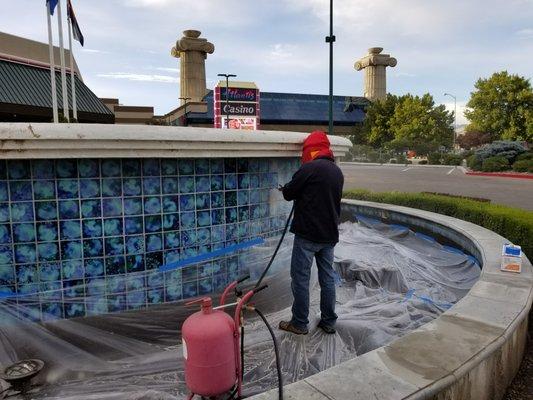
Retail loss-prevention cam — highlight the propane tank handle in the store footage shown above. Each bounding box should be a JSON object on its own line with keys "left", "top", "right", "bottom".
{"left": 185, "top": 297, "right": 213, "bottom": 313}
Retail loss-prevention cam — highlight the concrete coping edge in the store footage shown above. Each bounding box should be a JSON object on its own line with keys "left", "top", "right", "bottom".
{"left": 0, "top": 123, "right": 352, "bottom": 159}
{"left": 250, "top": 199, "right": 533, "bottom": 400}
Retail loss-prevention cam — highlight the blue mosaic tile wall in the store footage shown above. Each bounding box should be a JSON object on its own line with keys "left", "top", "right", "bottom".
{"left": 0, "top": 157, "right": 299, "bottom": 321}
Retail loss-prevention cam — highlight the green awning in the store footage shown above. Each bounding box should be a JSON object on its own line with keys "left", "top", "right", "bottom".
{"left": 0, "top": 59, "right": 114, "bottom": 123}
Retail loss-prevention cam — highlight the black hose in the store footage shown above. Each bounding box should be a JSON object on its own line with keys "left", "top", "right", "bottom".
{"left": 254, "top": 307, "right": 283, "bottom": 400}
{"left": 235, "top": 203, "right": 292, "bottom": 399}
{"left": 254, "top": 205, "right": 294, "bottom": 289}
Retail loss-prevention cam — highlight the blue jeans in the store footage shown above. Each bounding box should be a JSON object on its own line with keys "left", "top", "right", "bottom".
{"left": 290, "top": 235, "right": 337, "bottom": 330}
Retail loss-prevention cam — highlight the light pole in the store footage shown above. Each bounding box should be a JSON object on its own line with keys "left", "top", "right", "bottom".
{"left": 444, "top": 93, "right": 457, "bottom": 150}
{"left": 218, "top": 73, "right": 237, "bottom": 128}
{"left": 179, "top": 96, "right": 191, "bottom": 126}
{"left": 325, "top": 0, "right": 335, "bottom": 136}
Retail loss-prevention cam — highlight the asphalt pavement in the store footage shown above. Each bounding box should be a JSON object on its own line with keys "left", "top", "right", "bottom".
{"left": 341, "top": 163, "right": 533, "bottom": 211}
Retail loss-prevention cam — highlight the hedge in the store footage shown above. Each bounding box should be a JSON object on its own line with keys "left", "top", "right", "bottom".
{"left": 343, "top": 189, "right": 533, "bottom": 261}
{"left": 512, "top": 159, "right": 533, "bottom": 173}
{"left": 481, "top": 155, "right": 510, "bottom": 172}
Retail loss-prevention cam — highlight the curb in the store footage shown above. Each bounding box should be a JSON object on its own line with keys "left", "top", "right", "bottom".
{"left": 341, "top": 162, "right": 461, "bottom": 169}
{"left": 465, "top": 171, "right": 533, "bottom": 180}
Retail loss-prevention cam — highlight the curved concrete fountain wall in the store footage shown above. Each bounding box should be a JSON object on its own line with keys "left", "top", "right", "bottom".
{"left": 0, "top": 123, "right": 351, "bottom": 321}
{"left": 253, "top": 199, "right": 533, "bottom": 400}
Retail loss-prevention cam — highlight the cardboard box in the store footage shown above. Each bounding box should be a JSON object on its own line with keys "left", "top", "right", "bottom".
{"left": 501, "top": 244, "right": 522, "bottom": 273}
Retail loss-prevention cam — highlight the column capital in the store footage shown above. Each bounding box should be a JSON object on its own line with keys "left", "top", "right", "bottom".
{"left": 171, "top": 30, "right": 215, "bottom": 58}
{"left": 355, "top": 47, "right": 397, "bottom": 70}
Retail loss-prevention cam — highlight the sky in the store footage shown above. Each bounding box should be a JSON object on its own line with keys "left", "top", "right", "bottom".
{"left": 2, "top": 0, "right": 532, "bottom": 124}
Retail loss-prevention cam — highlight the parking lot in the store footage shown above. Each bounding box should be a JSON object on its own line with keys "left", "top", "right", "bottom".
{"left": 341, "top": 163, "right": 533, "bottom": 210}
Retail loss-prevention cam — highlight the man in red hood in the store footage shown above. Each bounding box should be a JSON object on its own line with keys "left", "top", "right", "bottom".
{"left": 278, "top": 131, "right": 344, "bottom": 335}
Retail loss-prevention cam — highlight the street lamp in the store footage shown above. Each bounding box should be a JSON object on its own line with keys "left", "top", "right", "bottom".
{"left": 218, "top": 73, "right": 237, "bottom": 128}
{"left": 179, "top": 97, "right": 191, "bottom": 126}
{"left": 325, "top": 0, "right": 336, "bottom": 136}
{"left": 444, "top": 93, "right": 457, "bottom": 149}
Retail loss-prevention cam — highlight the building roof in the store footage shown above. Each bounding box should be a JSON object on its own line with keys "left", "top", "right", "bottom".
{"left": 0, "top": 59, "right": 114, "bottom": 123}
{"left": 186, "top": 91, "right": 368, "bottom": 125}
{"left": 216, "top": 80, "right": 259, "bottom": 89}
{"left": 0, "top": 31, "right": 81, "bottom": 78}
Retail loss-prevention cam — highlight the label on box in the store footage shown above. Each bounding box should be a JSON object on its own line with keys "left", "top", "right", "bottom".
{"left": 502, "top": 244, "right": 521, "bottom": 257}
{"left": 501, "top": 256, "right": 522, "bottom": 273}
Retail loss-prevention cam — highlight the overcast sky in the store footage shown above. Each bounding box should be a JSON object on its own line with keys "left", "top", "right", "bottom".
{"left": 2, "top": 0, "right": 532, "bottom": 123}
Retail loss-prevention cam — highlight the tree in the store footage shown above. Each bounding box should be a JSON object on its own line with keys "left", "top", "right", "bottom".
{"left": 388, "top": 94, "right": 454, "bottom": 154}
{"left": 350, "top": 93, "right": 454, "bottom": 154}
{"left": 456, "top": 130, "right": 492, "bottom": 150}
{"left": 364, "top": 95, "right": 400, "bottom": 148}
{"left": 465, "top": 71, "right": 533, "bottom": 142}
{"left": 348, "top": 124, "right": 368, "bottom": 146}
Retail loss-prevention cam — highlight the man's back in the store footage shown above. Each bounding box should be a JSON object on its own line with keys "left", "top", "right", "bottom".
{"left": 282, "top": 157, "right": 344, "bottom": 243}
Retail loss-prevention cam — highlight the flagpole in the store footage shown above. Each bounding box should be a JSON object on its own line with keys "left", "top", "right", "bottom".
{"left": 67, "top": 11, "right": 77, "bottom": 121}
{"left": 46, "top": 2, "right": 59, "bottom": 123}
{"left": 56, "top": 0, "right": 69, "bottom": 122}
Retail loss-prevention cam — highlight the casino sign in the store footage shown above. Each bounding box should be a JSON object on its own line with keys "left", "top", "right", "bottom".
{"left": 214, "top": 82, "right": 260, "bottom": 130}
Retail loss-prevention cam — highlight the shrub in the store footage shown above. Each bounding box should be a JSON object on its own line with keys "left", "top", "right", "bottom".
{"left": 343, "top": 189, "right": 533, "bottom": 261}
{"left": 367, "top": 150, "right": 380, "bottom": 163}
{"left": 481, "top": 156, "right": 510, "bottom": 172}
{"left": 475, "top": 141, "right": 526, "bottom": 163}
{"left": 421, "top": 192, "right": 490, "bottom": 203}
{"left": 467, "top": 154, "right": 482, "bottom": 170}
{"left": 442, "top": 154, "right": 463, "bottom": 166}
{"left": 515, "top": 151, "right": 533, "bottom": 162}
{"left": 512, "top": 159, "right": 533, "bottom": 173}
{"left": 418, "top": 160, "right": 428, "bottom": 165}
{"left": 396, "top": 154, "right": 408, "bottom": 164}
{"left": 427, "top": 152, "right": 441, "bottom": 165}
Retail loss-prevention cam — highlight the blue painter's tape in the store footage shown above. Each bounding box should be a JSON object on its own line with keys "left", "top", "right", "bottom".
{"left": 414, "top": 232, "right": 437, "bottom": 243}
{"left": 390, "top": 224, "right": 409, "bottom": 231}
{"left": 402, "top": 288, "right": 415, "bottom": 302}
{"left": 356, "top": 214, "right": 381, "bottom": 226}
{"left": 402, "top": 288, "right": 453, "bottom": 309}
{"left": 417, "top": 295, "right": 454, "bottom": 310}
{"left": 158, "top": 237, "right": 265, "bottom": 273}
{"left": 467, "top": 255, "right": 480, "bottom": 266}
{"left": 442, "top": 245, "right": 464, "bottom": 255}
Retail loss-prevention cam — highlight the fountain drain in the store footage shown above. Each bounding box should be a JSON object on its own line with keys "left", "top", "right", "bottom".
{"left": 0, "top": 359, "right": 44, "bottom": 395}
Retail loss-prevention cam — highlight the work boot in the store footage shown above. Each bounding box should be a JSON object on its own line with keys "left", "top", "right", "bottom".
{"left": 279, "top": 320, "right": 308, "bottom": 335}
{"left": 317, "top": 320, "right": 336, "bottom": 334}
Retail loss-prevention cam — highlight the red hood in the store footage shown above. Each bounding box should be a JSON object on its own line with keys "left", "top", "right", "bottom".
{"left": 302, "top": 131, "right": 334, "bottom": 164}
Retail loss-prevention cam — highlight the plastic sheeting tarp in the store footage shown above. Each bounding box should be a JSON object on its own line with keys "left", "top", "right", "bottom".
{"left": 0, "top": 219, "right": 480, "bottom": 399}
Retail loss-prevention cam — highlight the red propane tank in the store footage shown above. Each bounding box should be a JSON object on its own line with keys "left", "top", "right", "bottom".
{"left": 182, "top": 297, "right": 237, "bottom": 397}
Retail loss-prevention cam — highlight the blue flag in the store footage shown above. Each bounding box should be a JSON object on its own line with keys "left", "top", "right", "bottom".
{"left": 67, "top": 0, "right": 84, "bottom": 46}
{"left": 47, "top": 0, "right": 58, "bottom": 15}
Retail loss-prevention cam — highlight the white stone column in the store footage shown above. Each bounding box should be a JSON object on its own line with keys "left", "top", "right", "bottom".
{"left": 355, "top": 47, "right": 397, "bottom": 101}
{"left": 171, "top": 30, "right": 215, "bottom": 105}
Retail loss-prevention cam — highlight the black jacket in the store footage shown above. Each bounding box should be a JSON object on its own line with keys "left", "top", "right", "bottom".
{"left": 281, "top": 157, "right": 344, "bottom": 244}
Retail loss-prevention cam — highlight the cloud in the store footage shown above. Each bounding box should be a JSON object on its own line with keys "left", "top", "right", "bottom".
{"left": 286, "top": 0, "right": 533, "bottom": 46}
{"left": 442, "top": 100, "right": 468, "bottom": 125}
{"left": 81, "top": 48, "right": 108, "bottom": 54}
{"left": 155, "top": 67, "right": 180, "bottom": 73}
{"left": 516, "top": 28, "right": 533, "bottom": 37}
{"left": 269, "top": 44, "right": 295, "bottom": 60}
{"left": 394, "top": 72, "right": 416, "bottom": 78}
{"left": 97, "top": 72, "right": 179, "bottom": 83}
